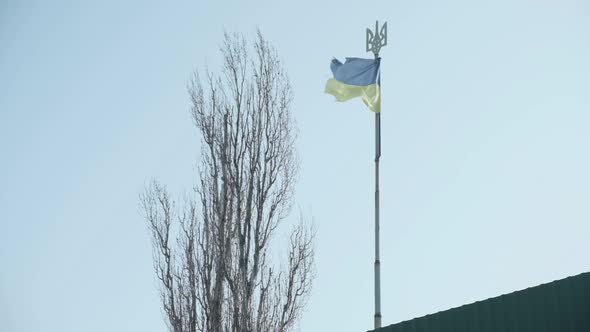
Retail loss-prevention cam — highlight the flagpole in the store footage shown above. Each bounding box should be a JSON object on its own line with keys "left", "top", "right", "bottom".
{"left": 374, "top": 96, "right": 382, "bottom": 330}
{"left": 367, "top": 20, "right": 386, "bottom": 330}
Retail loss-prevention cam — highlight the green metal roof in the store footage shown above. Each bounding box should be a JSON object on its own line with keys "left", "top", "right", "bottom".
{"left": 373, "top": 272, "right": 590, "bottom": 332}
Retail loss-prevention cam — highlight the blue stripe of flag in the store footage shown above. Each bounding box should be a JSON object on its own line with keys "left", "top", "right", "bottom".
{"left": 330, "top": 57, "right": 380, "bottom": 86}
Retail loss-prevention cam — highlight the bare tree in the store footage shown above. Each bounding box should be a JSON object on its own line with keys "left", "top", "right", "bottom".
{"left": 140, "top": 31, "right": 315, "bottom": 332}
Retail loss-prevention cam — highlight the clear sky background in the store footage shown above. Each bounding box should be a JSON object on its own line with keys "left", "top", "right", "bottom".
{"left": 1, "top": 1, "right": 589, "bottom": 331}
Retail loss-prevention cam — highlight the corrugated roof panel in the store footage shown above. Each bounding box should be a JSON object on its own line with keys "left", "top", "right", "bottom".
{"left": 372, "top": 272, "right": 590, "bottom": 332}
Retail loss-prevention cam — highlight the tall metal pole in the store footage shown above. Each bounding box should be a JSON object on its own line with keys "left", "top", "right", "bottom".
{"left": 366, "top": 20, "right": 386, "bottom": 330}
{"left": 374, "top": 96, "right": 382, "bottom": 329}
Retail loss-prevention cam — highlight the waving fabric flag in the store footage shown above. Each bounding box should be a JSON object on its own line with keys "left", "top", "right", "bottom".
{"left": 325, "top": 57, "right": 381, "bottom": 112}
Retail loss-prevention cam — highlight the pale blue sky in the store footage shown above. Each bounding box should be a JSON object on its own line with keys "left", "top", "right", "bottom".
{"left": 1, "top": 1, "right": 589, "bottom": 331}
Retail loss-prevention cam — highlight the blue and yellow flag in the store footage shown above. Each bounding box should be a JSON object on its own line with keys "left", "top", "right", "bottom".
{"left": 325, "top": 57, "right": 381, "bottom": 112}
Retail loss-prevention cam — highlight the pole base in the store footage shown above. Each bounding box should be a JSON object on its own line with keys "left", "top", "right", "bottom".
{"left": 374, "top": 312, "right": 382, "bottom": 329}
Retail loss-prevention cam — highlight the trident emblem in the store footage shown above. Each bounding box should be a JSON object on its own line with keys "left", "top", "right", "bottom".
{"left": 366, "top": 20, "right": 387, "bottom": 56}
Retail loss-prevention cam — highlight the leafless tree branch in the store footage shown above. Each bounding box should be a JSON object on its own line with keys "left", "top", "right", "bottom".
{"left": 142, "top": 31, "right": 314, "bottom": 332}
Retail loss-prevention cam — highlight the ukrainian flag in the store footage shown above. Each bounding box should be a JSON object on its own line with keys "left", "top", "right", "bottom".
{"left": 325, "top": 57, "right": 381, "bottom": 112}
